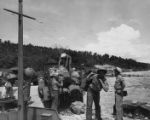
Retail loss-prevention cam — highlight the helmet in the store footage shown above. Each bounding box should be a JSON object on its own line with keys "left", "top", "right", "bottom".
{"left": 24, "top": 67, "right": 35, "bottom": 77}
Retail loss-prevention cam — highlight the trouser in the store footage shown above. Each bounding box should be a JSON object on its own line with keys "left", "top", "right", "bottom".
{"left": 113, "top": 104, "right": 116, "bottom": 115}
{"left": 24, "top": 101, "right": 28, "bottom": 120}
{"left": 51, "top": 90, "right": 59, "bottom": 111}
{"left": 86, "top": 88, "right": 102, "bottom": 120}
{"left": 43, "top": 100, "right": 51, "bottom": 108}
{"left": 115, "top": 93, "right": 123, "bottom": 120}
{"left": 59, "top": 92, "right": 70, "bottom": 109}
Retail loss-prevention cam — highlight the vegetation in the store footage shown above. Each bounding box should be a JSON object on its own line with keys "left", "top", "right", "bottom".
{"left": 0, "top": 39, "right": 149, "bottom": 71}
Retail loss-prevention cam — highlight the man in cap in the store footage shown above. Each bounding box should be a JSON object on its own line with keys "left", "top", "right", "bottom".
{"left": 114, "top": 67, "right": 126, "bottom": 120}
{"left": 86, "top": 67, "right": 109, "bottom": 120}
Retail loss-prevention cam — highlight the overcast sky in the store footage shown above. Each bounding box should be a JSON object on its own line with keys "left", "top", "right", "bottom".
{"left": 0, "top": 0, "right": 150, "bottom": 63}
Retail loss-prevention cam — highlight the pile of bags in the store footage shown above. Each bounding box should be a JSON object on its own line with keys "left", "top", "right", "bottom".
{"left": 70, "top": 101, "right": 86, "bottom": 115}
{"left": 58, "top": 66, "right": 70, "bottom": 77}
{"left": 49, "top": 66, "right": 70, "bottom": 78}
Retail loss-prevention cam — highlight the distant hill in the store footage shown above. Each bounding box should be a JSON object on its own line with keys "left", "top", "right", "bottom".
{"left": 0, "top": 39, "right": 149, "bottom": 71}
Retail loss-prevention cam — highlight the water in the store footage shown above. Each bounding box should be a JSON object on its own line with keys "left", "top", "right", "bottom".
{"left": 61, "top": 71, "right": 150, "bottom": 120}
{"left": 100, "top": 71, "right": 150, "bottom": 119}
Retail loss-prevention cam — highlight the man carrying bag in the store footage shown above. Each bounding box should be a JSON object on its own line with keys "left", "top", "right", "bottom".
{"left": 81, "top": 67, "right": 109, "bottom": 120}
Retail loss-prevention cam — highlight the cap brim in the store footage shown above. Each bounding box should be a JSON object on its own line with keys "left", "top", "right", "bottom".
{"left": 97, "top": 69, "right": 107, "bottom": 74}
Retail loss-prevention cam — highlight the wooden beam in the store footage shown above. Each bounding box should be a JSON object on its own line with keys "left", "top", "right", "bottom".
{"left": 3, "top": 1, "right": 38, "bottom": 120}
{"left": 4, "top": 8, "right": 36, "bottom": 20}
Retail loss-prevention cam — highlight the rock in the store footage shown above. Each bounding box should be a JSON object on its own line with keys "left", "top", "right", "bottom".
{"left": 123, "top": 100, "right": 150, "bottom": 119}
{"left": 144, "top": 117, "right": 149, "bottom": 120}
{"left": 70, "top": 101, "right": 85, "bottom": 115}
{"left": 128, "top": 113, "right": 133, "bottom": 118}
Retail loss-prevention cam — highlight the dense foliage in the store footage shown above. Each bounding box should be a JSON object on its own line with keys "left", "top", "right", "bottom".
{"left": 0, "top": 39, "right": 149, "bottom": 71}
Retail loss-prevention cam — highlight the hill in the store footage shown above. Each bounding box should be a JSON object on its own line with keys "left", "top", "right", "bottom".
{"left": 0, "top": 39, "right": 149, "bottom": 71}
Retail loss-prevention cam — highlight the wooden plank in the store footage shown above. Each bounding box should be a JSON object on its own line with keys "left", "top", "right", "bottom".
{"left": 0, "top": 112, "right": 8, "bottom": 120}
{"left": 28, "top": 107, "right": 60, "bottom": 120}
{"left": 3, "top": 9, "right": 36, "bottom": 20}
{"left": 8, "top": 110, "right": 18, "bottom": 120}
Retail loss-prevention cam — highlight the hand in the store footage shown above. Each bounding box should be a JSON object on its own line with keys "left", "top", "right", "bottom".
{"left": 100, "top": 79, "right": 109, "bottom": 92}
{"left": 82, "top": 91, "right": 86, "bottom": 96}
{"left": 89, "top": 84, "right": 92, "bottom": 88}
{"left": 80, "top": 88, "right": 84, "bottom": 93}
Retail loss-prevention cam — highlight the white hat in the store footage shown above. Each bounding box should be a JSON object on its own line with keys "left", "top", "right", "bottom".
{"left": 115, "top": 67, "right": 122, "bottom": 73}
{"left": 94, "top": 65, "right": 107, "bottom": 72}
{"left": 61, "top": 53, "right": 67, "bottom": 58}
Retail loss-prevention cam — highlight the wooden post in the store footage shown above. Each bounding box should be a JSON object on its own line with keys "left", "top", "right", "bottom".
{"left": 18, "top": 0, "right": 24, "bottom": 120}
{"left": 3, "top": 3, "right": 37, "bottom": 120}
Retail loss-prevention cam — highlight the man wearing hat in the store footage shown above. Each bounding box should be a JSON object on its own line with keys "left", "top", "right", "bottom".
{"left": 114, "top": 67, "right": 126, "bottom": 120}
{"left": 4, "top": 73, "right": 14, "bottom": 98}
{"left": 86, "top": 67, "right": 109, "bottom": 120}
{"left": 50, "top": 72, "right": 63, "bottom": 111}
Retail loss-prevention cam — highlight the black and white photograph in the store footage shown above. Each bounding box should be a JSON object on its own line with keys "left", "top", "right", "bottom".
{"left": 0, "top": 0, "right": 150, "bottom": 120}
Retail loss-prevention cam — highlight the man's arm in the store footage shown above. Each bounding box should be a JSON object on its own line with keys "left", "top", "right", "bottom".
{"left": 99, "top": 79, "right": 109, "bottom": 92}
{"left": 118, "top": 75, "right": 126, "bottom": 90}
{"left": 56, "top": 81, "right": 63, "bottom": 87}
{"left": 86, "top": 72, "right": 95, "bottom": 81}
{"left": 121, "top": 79, "right": 126, "bottom": 90}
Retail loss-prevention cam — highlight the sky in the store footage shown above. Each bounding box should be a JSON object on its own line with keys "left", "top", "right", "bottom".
{"left": 0, "top": 0, "right": 150, "bottom": 63}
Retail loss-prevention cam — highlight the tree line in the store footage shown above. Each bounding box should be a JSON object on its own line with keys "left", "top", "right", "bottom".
{"left": 0, "top": 39, "right": 149, "bottom": 71}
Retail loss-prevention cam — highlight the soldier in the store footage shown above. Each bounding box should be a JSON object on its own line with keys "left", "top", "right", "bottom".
{"left": 50, "top": 72, "right": 63, "bottom": 111}
{"left": 23, "top": 68, "right": 35, "bottom": 103}
{"left": 23, "top": 67, "right": 35, "bottom": 120}
{"left": 3, "top": 72, "right": 16, "bottom": 98}
{"left": 86, "top": 68, "right": 109, "bottom": 120}
{"left": 114, "top": 67, "right": 126, "bottom": 120}
{"left": 38, "top": 76, "right": 51, "bottom": 108}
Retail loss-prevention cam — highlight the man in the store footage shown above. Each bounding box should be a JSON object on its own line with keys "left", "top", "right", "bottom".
{"left": 5, "top": 73, "right": 14, "bottom": 98}
{"left": 38, "top": 76, "right": 51, "bottom": 108}
{"left": 86, "top": 68, "right": 109, "bottom": 120}
{"left": 23, "top": 67, "right": 35, "bottom": 120}
{"left": 51, "top": 72, "right": 63, "bottom": 111}
{"left": 58, "top": 74, "right": 64, "bottom": 92}
{"left": 23, "top": 67, "right": 35, "bottom": 103}
{"left": 114, "top": 67, "right": 126, "bottom": 120}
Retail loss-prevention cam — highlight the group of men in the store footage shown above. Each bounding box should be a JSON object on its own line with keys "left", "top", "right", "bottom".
{"left": 38, "top": 71, "right": 64, "bottom": 110}
{"left": 36, "top": 66, "right": 126, "bottom": 120}
{"left": 2, "top": 66, "right": 126, "bottom": 120}
{"left": 81, "top": 67, "right": 126, "bottom": 120}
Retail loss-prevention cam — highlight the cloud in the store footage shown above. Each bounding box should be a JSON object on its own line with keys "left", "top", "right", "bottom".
{"left": 84, "top": 24, "right": 143, "bottom": 59}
